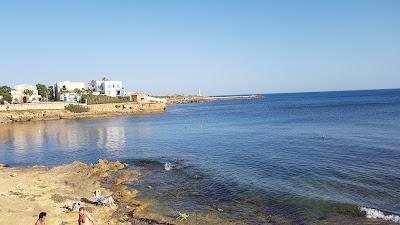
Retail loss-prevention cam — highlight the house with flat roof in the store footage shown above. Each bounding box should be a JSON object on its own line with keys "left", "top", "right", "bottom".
{"left": 95, "top": 80, "right": 124, "bottom": 97}
{"left": 125, "top": 92, "right": 167, "bottom": 104}
{"left": 11, "top": 84, "right": 42, "bottom": 104}
{"left": 54, "top": 81, "right": 86, "bottom": 102}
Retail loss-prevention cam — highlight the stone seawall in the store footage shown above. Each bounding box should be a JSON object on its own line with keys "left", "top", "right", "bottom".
{"left": 0, "top": 102, "right": 69, "bottom": 111}
{"left": 0, "top": 102, "right": 166, "bottom": 124}
{"left": 87, "top": 102, "right": 166, "bottom": 113}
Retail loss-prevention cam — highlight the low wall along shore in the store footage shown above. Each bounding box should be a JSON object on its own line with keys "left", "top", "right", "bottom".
{"left": 0, "top": 102, "right": 167, "bottom": 124}
{"left": 87, "top": 102, "right": 165, "bottom": 112}
{"left": 0, "top": 102, "right": 69, "bottom": 111}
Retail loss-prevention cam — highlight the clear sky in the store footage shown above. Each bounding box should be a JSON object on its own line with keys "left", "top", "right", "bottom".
{"left": 0, "top": 0, "right": 399, "bottom": 95}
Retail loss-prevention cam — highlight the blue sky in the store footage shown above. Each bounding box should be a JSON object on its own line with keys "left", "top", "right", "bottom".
{"left": 0, "top": 0, "right": 399, "bottom": 95}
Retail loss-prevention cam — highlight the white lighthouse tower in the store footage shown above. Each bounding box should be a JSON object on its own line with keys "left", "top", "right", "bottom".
{"left": 197, "top": 88, "right": 202, "bottom": 96}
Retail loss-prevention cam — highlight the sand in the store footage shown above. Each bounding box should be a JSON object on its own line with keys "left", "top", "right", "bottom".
{"left": 0, "top": 160, "right": 136, "bottom": 225}
{"left": 0, "top": 159, "right": 222, "bottom": 225}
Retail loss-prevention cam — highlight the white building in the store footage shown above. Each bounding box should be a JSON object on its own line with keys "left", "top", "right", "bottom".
{"left": 54, "top": 81, "right": 86, "bottom": 102}
{"left": 11, "top": 84, "right": 42, "bottom": 104}
{"left": 95, "top": 80, "right": 124, "bottom": 97}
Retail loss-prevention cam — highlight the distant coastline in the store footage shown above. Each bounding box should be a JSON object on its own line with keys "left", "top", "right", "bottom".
{"left": 0, "top": 94, "right": 263, "bottom": 124}
{"left": 162, "top": 94, "right": 263, "bottom": 104}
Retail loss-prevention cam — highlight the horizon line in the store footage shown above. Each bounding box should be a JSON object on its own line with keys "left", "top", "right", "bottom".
{"left": 211, "top": 87, "right": 400, "bottom": 97}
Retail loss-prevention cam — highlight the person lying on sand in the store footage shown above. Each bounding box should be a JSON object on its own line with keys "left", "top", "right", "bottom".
{"left": 35, "top": 212, "right": 46, "bottom": 225}
{"left": 78, "top": 207, "right": 95, "bottom": 225}
{"left": 93, "top": 189, "right": 116, "bottom": 208}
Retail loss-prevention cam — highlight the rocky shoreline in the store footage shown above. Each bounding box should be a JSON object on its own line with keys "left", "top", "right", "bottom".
{"left": 0, "top": 160, "right": 396, "bottom": 225}
{"left": 0, "top": 95, "right": 263, "bottom": 124}
{"left": 0, "top": 160, "right": 244, "bottom": 225}
{"left": 0, "top": 160, "right": 173, "bottom": 225}
{"left": 0, "top": 102, "right": 166, "bottom": 124}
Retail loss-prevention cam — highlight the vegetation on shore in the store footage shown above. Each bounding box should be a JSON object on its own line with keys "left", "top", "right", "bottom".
{"left": 0, "top": 86, "right": 12, "bottom": 103}
{"left": 64, "top": 104, "right": 89, "bottom": 113}
{"left": 81, "top": 94, "right": 130, "bottom": 105}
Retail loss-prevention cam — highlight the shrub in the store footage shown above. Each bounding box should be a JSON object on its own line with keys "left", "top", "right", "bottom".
{"left": 0, "top": 86, "right": 12, "bottom": 102}
{"left": 82, "top": 94, "right": 130, "bottom": 105}
{"left": 64, "top": 104, "right": 89, "bottom": 113}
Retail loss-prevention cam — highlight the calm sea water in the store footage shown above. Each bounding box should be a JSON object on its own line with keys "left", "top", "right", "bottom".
{"left": 1, "top": 89, "right": 400, "bottom": 224}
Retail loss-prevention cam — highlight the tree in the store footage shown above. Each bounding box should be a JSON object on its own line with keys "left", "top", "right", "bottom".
{"left": 0, "top": 86, "right": 12, "bottom": 103}
{"left": 48, "top": 85, "right": 55, "bottom": 101}
{"left": 23, "top": 89, "right": 34, "bottom": 96}
{"left": 36, "top": 83, "right": 48, "bottom": 100}
{"left": 88, "top": 80, "right": 97, "bottom": 91}
{"left": 74, "top": 88, "right": 82, "bottom": 94}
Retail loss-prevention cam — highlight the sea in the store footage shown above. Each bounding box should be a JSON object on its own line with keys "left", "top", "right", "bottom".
{"left": 1, "top": 89, "right": 400, "bottom": 224}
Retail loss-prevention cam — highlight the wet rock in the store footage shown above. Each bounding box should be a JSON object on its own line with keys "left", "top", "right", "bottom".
{"left": 193, "top": 174, "right": 203, "bottom": 179}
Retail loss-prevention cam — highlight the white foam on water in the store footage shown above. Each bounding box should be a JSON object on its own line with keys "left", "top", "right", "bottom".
{"left": 359, "top": 207, "right": 400, "bottom": 223}
{"left": 164, "top": 162, "right": 173, "bottom": 171}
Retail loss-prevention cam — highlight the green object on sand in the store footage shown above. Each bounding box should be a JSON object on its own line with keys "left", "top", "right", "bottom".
{"left": 177, "top": 212, "right": 189, "bottom": 220}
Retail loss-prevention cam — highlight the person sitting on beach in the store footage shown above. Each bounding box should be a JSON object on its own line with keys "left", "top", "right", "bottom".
{"left": 78, "top": 207, "right": 95, "bottom": 225}
{"left": 93, "top": 189, "right": 116, "bottom": 208}
{"left": 35, "top": 212, "right": 46, "bottom": 225}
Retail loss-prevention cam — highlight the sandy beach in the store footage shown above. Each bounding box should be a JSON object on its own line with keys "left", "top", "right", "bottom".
{"left": 0, "top": 160, "right": 146, "bottom": 225}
